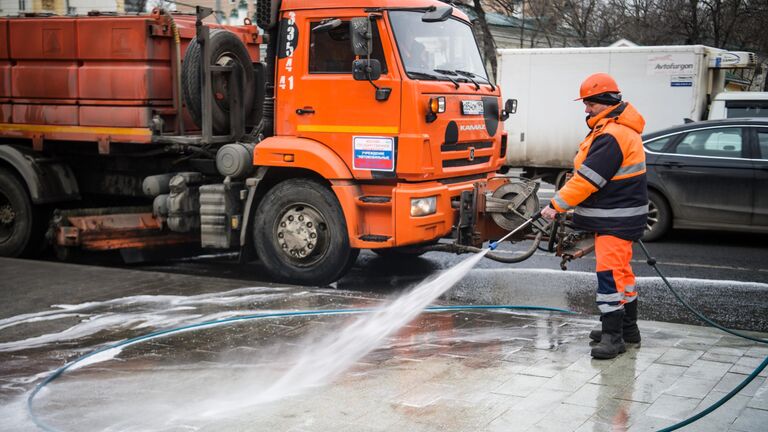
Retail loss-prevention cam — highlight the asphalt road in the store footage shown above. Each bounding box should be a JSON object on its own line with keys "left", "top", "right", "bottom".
{"left": 113, "top": 230, "right": 768, "bottom": 285}
{"left": 29, "top": 176, "right": 768, "bottom": 331}
{"left": 80, "top": 226, "right": 768, "bottom": 332}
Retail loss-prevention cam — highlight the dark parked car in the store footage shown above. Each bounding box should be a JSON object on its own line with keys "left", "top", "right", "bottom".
{"left": 642, "top": 118, "right": 768, "bottom": 241}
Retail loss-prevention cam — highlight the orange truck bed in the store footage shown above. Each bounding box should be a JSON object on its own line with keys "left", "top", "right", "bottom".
{"left": 0, "top": 12, "right": 259, "bottom": 147}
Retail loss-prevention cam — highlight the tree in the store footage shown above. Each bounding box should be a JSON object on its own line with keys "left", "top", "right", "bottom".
{"left": 549, "top": 0, "right": 622, "bottom": 46}
{"left": 525, "top": 0, "right": 565, "bottom": 47}
{"left": 465, "top": 0, "right": 499, "bottom": 80}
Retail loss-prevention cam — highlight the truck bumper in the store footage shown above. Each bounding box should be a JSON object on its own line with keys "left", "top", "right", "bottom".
{"left": 333, "top": 174, "right": 509, "bottom": 250}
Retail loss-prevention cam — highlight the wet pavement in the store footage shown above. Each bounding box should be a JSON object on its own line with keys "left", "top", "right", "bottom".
{"left": 2, "top": 257, "right": 768, "bottom": 431}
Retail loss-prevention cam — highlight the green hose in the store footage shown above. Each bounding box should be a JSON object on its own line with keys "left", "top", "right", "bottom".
{"left": 637, "top": 240, "right": 768, "bottom": 432}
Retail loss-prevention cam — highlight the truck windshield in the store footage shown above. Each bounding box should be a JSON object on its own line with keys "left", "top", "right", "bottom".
{"left": 389, "top": 10, "right": 488, "bottom": 82}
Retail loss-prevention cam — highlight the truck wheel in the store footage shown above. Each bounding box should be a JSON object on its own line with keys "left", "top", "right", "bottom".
{"left": 182, "top": 29, "right": 256, "bottom": 134}
{"left": 253, "top": 179, "right": 355, "bottom": 285}
{"left": 0, "top": 168, "right": 45, "bottom": 257}
{"left": 642, "top": 190, "right": 671, "bottom": 242}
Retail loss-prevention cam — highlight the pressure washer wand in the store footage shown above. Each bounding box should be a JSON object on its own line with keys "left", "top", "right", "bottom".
{"left": 488, "top": 209, "right": 543, "bottom": 250}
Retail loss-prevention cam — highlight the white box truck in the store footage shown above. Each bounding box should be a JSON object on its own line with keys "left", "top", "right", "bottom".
{"left": 497, "top": 45, "right": 758, "bottom": 184}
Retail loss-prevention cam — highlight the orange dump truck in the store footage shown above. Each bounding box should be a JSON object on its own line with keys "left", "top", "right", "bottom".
{"left": 0, "top": 1, "right": 541, "bottom": 284}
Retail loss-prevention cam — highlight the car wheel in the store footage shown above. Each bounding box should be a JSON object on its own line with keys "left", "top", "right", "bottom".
{"left": 252, "top": 179, "right": 355, "bottom": 285}
{"left": 642, "top": 190, "right": 671, "bottom": 242}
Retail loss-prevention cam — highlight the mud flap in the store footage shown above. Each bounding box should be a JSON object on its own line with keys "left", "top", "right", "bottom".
{"left": 456, "top": 187, "right": 479, "bottom": 246}
{"left": 238, "top": 167, "right": 268, "bottom": 263}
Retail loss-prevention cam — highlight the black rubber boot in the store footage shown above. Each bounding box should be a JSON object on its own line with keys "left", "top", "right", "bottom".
{"left": 591, "top": 310, "right": 627, "bottom": 360}
{"left": 589, "top": 300, "right": 641, "bottom": 344}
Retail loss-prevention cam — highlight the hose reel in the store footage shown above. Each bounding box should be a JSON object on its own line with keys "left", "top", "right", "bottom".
{"left": 486, "top": 180, "right": 540, "bottom": 236}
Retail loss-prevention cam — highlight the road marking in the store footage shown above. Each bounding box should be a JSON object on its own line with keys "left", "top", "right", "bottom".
{"left": 524, "top": 251, "right": 767, "bottom": 273}
{"left": 476, "top": 267, "right": 768, "bottom": 287}
{"left": 629, "top": 259, "right": 768, "bottom": 273}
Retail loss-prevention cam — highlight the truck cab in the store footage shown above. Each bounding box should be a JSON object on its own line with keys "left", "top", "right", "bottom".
{"left": 248, "top": 1, "right": 516, "bottom": 282}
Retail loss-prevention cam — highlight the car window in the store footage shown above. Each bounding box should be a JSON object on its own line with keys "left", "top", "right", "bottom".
{"left": 673, "top": 128, "right": 743, "bottom": 158}
{"left": 644, "top": 136, "right": 674, "bottom": 152}
{"left": 309, "top": 20, "right": 388, "bottom": 74}
{"left": 758, "top": 129, "right": 768, "bottom": 159}
{"left": 725, "top": 101, "right": 768, "bottom": 118}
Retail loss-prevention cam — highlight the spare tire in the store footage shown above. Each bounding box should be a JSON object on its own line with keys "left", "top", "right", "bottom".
{"left": 182, "top": 29, "right": 256, "bottom": 134}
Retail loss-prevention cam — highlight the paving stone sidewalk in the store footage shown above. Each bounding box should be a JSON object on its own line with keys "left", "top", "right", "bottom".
{"left": 1, "top": 258, "right": 766, "bottom": 431}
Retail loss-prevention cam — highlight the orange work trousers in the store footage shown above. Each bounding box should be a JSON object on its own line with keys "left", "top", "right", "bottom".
{"left": 594, "top": 234, "right": 637, "bottom": 314}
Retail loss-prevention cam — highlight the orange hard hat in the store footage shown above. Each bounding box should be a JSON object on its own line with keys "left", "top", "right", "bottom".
{"left": 576, "top": 73, "right": 620, "bottom": 101}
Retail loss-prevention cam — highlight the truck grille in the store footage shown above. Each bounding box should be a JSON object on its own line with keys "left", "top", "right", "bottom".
{"left": 442, "top": 156, "right": 490, "bottom": 168}
{"left": 441, "top": 141, "right": 493, "bottom": 152}
{"left": 441, "top": 141, "right": 493, "bottom": 169}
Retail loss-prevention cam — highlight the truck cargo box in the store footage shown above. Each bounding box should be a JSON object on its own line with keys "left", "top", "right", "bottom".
{"left": 0, "top": 13, "right": 260, "bottom": 146}
{"left": 497, "top": 45, "right": 756, "bottom": 178}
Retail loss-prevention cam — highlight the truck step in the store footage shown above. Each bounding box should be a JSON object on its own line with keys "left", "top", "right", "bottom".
{"left": 358, "top": 196, "right": 391, "bottom": 204}
{"left": 359, "top": 234, "right": 391, "bottom": 242}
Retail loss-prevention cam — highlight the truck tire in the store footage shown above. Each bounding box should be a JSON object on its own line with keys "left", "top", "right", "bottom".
{"left": 0, "top": 168, "right": 46, "bottom": 257}
{"left": 252, "top": 179, "right": 356, "bottom": 285}
{"left": 642, "top": 190, "right": 671, "bottom": 242}
{"left": 182, "top": 29, "right": 256, "bottom": 134}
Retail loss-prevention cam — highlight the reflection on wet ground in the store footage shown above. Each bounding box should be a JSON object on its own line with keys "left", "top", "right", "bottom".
{"left": 27, "top": 310, "right": 588, "bottom": 431}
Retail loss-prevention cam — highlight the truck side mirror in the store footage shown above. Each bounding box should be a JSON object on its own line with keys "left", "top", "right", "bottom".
{"left": 350, "top": 17, "right": 371, "bottom": 56}
{"left": 501, "top": 99, "right": 517, "bottom": 120}
{"left": 353, "top": 59, "right": 382, "bottom": 81}
{"left": 422, "top": 5, "right": 453, "bottom": 22}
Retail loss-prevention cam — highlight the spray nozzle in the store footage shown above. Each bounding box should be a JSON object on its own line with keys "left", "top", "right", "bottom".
{"left": 489, "top": 241, "right": 499, "bottom": 250}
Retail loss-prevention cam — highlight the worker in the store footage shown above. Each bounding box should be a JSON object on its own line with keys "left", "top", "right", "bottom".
{"left": 541, "top": 73, "right": 648, "bottom": 360}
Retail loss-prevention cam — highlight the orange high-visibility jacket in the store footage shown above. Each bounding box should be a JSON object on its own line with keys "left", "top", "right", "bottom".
{"left": 550, "top": 102, "right": 648, "bottom": 241}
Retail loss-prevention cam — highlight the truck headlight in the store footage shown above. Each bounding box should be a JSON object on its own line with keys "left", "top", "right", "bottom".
{"left": 410, "top": 196, "right": 437, "bottom": 217}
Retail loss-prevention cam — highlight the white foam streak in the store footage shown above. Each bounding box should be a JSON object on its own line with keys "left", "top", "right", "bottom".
{"left": 68, "top": 346, "right": 124, "bottom": 372}
{"left": 0, "top": 287, "right": 292, "bottom": 352}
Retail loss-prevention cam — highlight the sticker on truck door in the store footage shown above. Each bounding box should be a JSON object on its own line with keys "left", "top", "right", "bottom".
{"left": 353, "top": 136, "right": 395, "bottom": 171}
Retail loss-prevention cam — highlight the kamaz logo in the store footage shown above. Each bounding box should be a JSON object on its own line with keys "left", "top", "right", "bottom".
{"left": 469, "top": 147, "right": 475, "bottom": 161}
{"left": 459, "top": 124, "right": 485, "bottom": 132}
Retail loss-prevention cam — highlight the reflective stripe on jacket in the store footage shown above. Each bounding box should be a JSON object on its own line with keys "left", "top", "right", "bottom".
{"left": 550, "top": 102, "right": 648, "bottom": 241}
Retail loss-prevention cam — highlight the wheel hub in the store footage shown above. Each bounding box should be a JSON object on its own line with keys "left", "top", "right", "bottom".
{"left": 0, "top": 203, "right": 15, "bottom": 225}
{"left": 213, "top": 53, "right": 236, "bottom": 112}
{"left": 276, "top": 206, "right": 323, "bottom": 260}
{"left": 646, "top": 200, "right": 658, "bottom": 231}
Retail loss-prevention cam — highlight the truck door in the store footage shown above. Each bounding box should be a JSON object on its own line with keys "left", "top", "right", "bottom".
{"left": 274, "top": 11, "right": 401, "bottom": 178}
{"left": 752, "top": 128, "right": 768, "bottom": 227}
{"left": 653, "top": 126, "right": 752, "bottom": 227}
